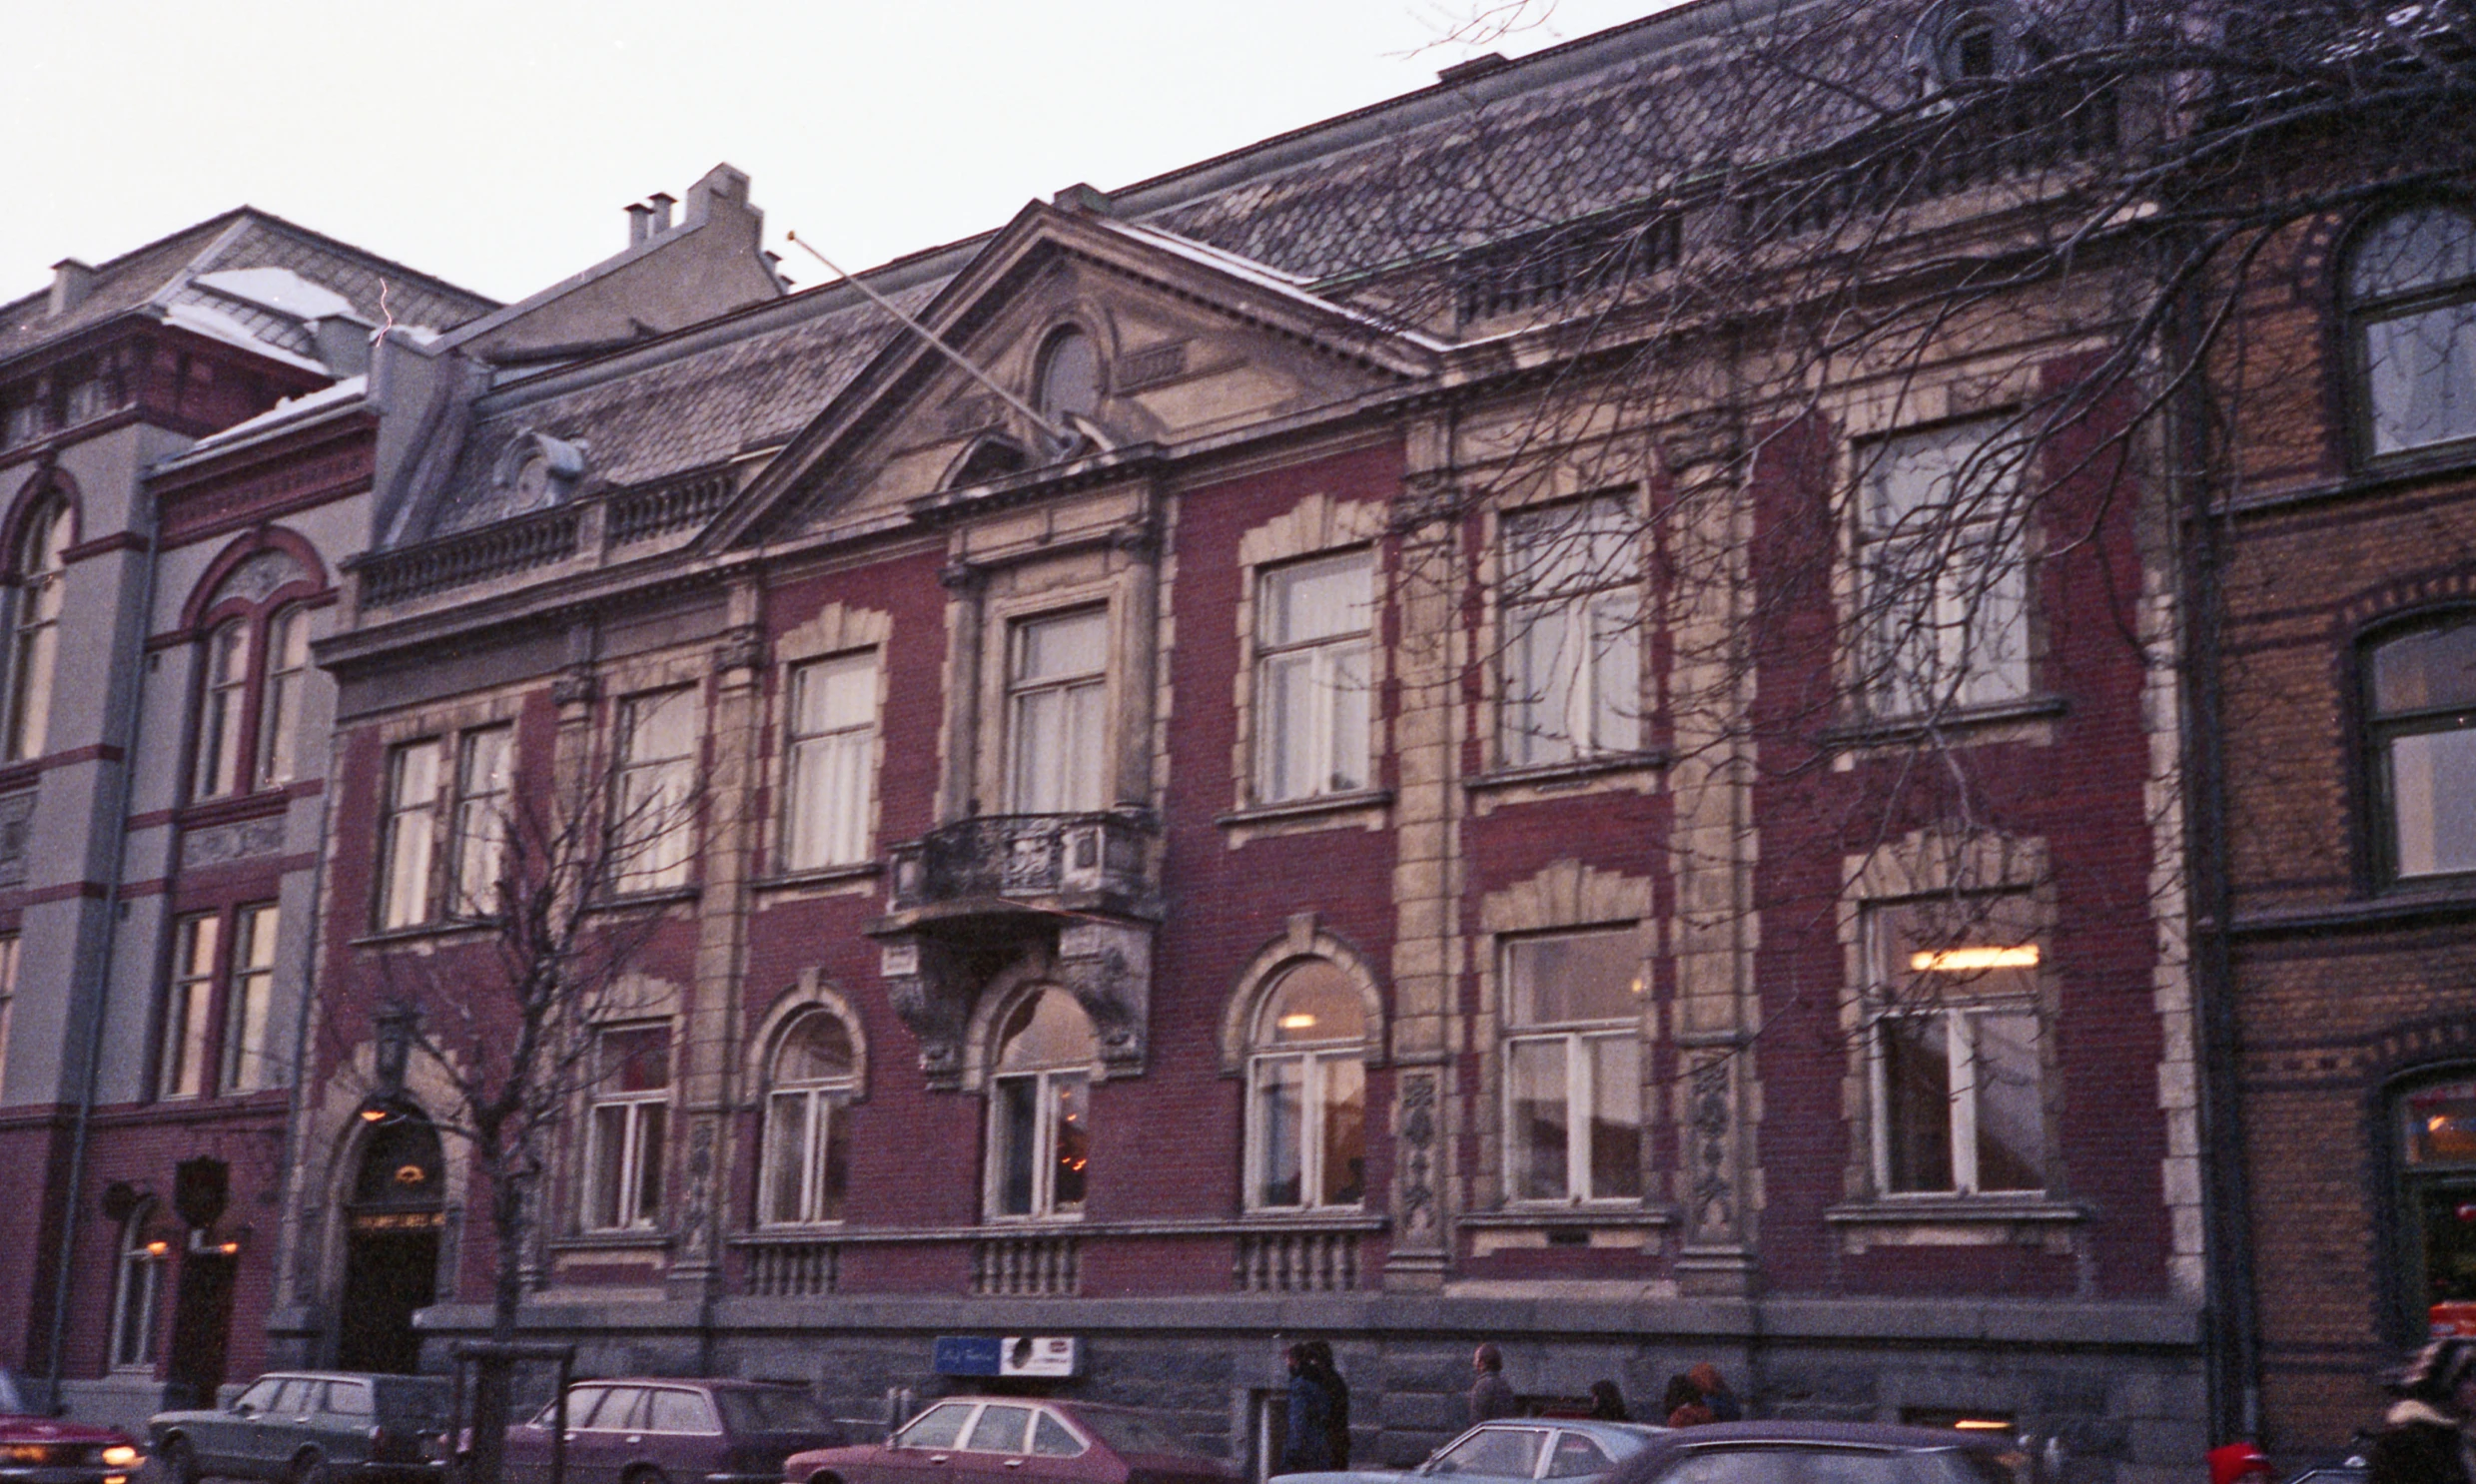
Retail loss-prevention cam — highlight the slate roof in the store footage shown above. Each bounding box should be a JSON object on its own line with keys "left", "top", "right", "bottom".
{"left": 0, "top": 209, "right": 494, "bottom": 370}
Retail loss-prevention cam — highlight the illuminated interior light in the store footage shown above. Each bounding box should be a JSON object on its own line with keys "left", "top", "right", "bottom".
{"left": 217, "top": 1242, "right": 241, "bottom": 1255}
{"left": 1910, "top": 945, "right": 2040, "bottom": 973}
{"left": 360, "top": 1107, "right": 389, "bottom": 1121}
{"left": 144, "top": 1241, "right": 170, "bottom": 1256}
{"left": 2434, "top": 1115, "right": 2454, "bottom": 1132}
{"left": 1278, "top": 1014, "right": 1318, "bottom": 1031}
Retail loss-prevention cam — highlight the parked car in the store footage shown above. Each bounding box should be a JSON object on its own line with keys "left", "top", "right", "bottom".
{"left": 0, "top": 1370, "right": 141, "bottom": 1484}
{"left": 499, "top": 1379, "right": 848, "bottom": 1484}
{"left": 782, "top": 1397, "right": 1236, "bottom": 1484}
{"left": 149, "top": 1372, "right": 450, "bottom": 1484}
{"left": 1598, "top": 1421, "right": 2033, "bottom": 1484}
{"left": 1276, "top": 1419, "right": 1668, "bottom": 1484}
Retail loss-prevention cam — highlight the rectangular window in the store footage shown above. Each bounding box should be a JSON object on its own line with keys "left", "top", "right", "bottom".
{"left": 258, "top": 607, "right": 311, "bottom": 787}
{"left": 994, "top": 1071, "right": 1089, "bottom": 1218}
{"left": 1255, "top": 551, "right": 1374, "bottom": 803}
{"left": 585, "top": 1024, "right": 671, "bottom": 1229}
{"left": 1866, "top": 896, "right": 2047, "bottom": 1195}
{"left": 110, "top": 1229, "right": 166, "bottom": 1370}
{"left": 0, "top": 934, "right": 17, "bottom": 1100}
{"left": 221, "top": 904, "right": 279, "bottom": 1094}
{"left": 1501, "top": 929, "right": 1645, "bottom": 1202}
{"left": 1500, "top": 497, "right": 1641, "bottom": 767}
{"left": 1857, "top": 419, "right": 2032, "bottom": 716}
{"left": 1007, "top": 611, "right": 1108, "bottom": 814}
{"left": 195, "top": 622, "right": 251, "bottom": 800}
{"left": 160, "top": 914, "right": 219, "bottom": 1099}
{"left": 761, "top": 1090, "right": 851, "bottom": 1225}
{"left": 783, "top": 654, "right": 876, "bottom": 871}
{"left": 450, "top": 726, "right": 512, "bottom": 916}
{"left": 378, "top": 741, "right": 441, "bottom": 929}
{"left": 614, "top": 690, "right": 695, "bottom": 892}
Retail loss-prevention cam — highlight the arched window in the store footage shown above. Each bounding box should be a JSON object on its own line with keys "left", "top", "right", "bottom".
{"left": 108, "top": 1201, "right": 168, "bottom": 1370}
{"left": 2347, "top": 206, "right": 2476, "bottom": 459}
{"left": 259, "top": 605, "right": 312, "bottom": 787}
{"left": 988, "top": 988, "right": 1095, "bottom": 1219}
{"left": 1246, "top": 960, "right": 1368, "bottom": 1210}
{"left": 6, "top": 501, "right": 69, "bottom": 762}
{"left": 760, "top": 1008, "right": 859, "bottom": 1225}
{"left": 1034, "top": 330, "right": 1103, "bottom": 427}
{"left": 185, "top": 541, "right": 320, "bottom": 803}
{"left": 2367, "top": 614, "right": 2476, "bottom": 881}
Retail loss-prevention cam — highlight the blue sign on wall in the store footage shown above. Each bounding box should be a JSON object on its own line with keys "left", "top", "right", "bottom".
{"left": 933, "top": 1335, "right": 1004, "bottom": 1376}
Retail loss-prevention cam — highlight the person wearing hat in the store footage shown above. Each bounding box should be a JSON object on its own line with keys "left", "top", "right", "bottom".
{"left": 2370, "top": 1336, "right": 2476, "bottom": 1484}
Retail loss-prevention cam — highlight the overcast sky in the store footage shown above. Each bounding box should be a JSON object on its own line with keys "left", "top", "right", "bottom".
{"left": 10, "top": 1, "right": 1670, "bottom": 312}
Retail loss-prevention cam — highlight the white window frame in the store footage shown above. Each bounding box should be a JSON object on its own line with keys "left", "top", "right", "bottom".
{"left": 108, "top": 1205, "right": 167, "bottom": 1371}
{"left": 1856, "top": 417, "right": 2033, "bottom": 717}
{"left": 195, "top": 619, "right": 251, "bottom": 800}
{"left": 160, "top": 912, "right": 219, "bottom": 1100}
{"left": 449, "top": 725, "right": 513, "bottom": 917}
{"left": 1243, "top": 962, "right": 1370, "bottom": 1212}
{"left": 257, "top": 604, "right": 311, "bottom": 788}
{"left": 1862, "top": 897, "right": 2047, "bottom": 1197}
{"left": 378, "top": 740, "right": 442, "bottom": 930}
{"left": 222, "top": 903, "right": 279, "bottom": 1094}
{"left": 1500, "top": 929, "right": 1646, "bottom": 1206}
{"left": 759, "top": 1009, "right": 860, "bottom": 1226}
{"left": 1253, "top": 551, "right": 1374, "bottom": 804}
{"left": 613, "top": 689, "right": 696, "bottom": 892}
{"left": 782, "top": 653, "right": 877, "bottom": 872}
{"left": 1005, "top": 610, "right": 1109, "bottom": 815}
{"left": 990, "top": 1066, "right": 1091, "bottom": 1221}
{"left": 583, "top": 1023, "right": 671, "bottom": 1231}
{"left": 1498, "top": 496, "right": 1642, "bottom": 768}
{"left": 7, "top": 502, "right": 69, "bottom": 763}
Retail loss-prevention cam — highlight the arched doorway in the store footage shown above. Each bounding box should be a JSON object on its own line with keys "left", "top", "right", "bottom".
{"left": 337, "top": 1113, "right": 445, "bottom": 1373}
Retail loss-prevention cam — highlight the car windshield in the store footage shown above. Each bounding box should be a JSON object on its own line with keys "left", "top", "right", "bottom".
{"left": 1429, "top": 1428, "right": 1548, "bottom": 1478}
{"left": 0, "top": 1371, "right": 28, "bottom": 1416}
{"left": 716, "top": 1389, "right": 833, "bottom": 1434}
{"left": 1071, "top": 1408, "right": 1196, "bottom": 1457}
{"left": 1658, "top": 1447, "right": 2021, "bottom": 1484}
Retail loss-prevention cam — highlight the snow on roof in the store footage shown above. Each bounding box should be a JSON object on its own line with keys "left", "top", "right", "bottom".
{"left": 194, "top": 267, "right": 359, "bottom": 323}
{"left": 163, "top": 301, "right": 334, "bottom": 374}
{"left": 181, "top": 374, "right": 368, "bottom": 453}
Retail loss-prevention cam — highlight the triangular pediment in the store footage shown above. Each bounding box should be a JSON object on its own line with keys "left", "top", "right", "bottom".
{"left": 705, "top": 202, "right": 1441, "bottom": 548}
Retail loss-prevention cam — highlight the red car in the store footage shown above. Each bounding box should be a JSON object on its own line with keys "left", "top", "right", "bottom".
{"left": 499, "top": 1379, "right": 848, "bottom": 1484}
{"left": 0, "top": 1372, "right": 142, "bottom": 1484}
{"left": 782, "top": 1398, "right": 1235, "bottom": 1484}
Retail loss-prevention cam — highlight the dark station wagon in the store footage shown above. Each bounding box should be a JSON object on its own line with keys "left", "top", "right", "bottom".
{"left": 1600, "top": 1421, "right": 2035, "bottom": 1484}
{"left": 149, "top": 1372, "right": 450, "bottom": 1484}
{"left": 782, "top": 1397, "right": 1237, "bottom": 1484}
{"left": 499, "top": 1379, "right": 848, "bottom": 1484}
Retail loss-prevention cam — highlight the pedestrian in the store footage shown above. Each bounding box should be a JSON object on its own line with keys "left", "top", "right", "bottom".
{"left": 1305, "top": 1340, "right": 1350, "bottom": 1469}
{"left": 1661, "top": 1374, "right": 1713, "bottom": 1428}
{"left": 1586, "top": 1381, "right": 1629, "bottom": 1422}
{"left": 1278, "top": 1343, "right": 1334, "bottom": 1474}
{"left": 2369, "top": 1336, "right": 2476, "bottom": 1484}
{"left": 1687, "top": 1363, "right": 1742, "bottom": 1423}
{"left": 1469, "top": 1343, "right": 1520, "bottom": 1423}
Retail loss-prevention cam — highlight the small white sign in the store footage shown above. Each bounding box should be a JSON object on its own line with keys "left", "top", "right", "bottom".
{"left": 999, "top": 1335, "right": 1081, "bottom": 1377}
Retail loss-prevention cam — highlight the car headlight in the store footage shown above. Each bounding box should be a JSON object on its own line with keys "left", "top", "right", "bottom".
{"left": 101, "top": 1447, "right": 142, "bottom": 1468}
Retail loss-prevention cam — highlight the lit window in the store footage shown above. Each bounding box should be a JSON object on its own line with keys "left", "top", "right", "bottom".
{"left": 258, "top": 606, "right": 311, "bottom": 787}
{"left": 1865, "top": 896, "right": 2046, "bottom": 1195}
{"left": 450, "top": 727, "right": 512, "bottom": 917}
{"left": 108, "top": 1204, "right": 167, "bottom": 1370}
{"left": 1858, "top": 419, "right": 2032, "bottom": 716}
{"left": 1503, "top": 929, "right": 1645, "bottom": 1202}
{"left": 1247, "top": 961, "right": 1367, "bottom": 1210}
{"left": 1007, "top": 612, "right": 1108, "bottom": 814}
{"left": 160, "top": 913, "right": 219, "bottom": 1100}
{"left": 614, "top": 690, "right": 696, "bottom": 892}
{"left": 2368, "top": 616, "right": 2476, "bottom": 881}
{"left": 0, "top": 935, "right": 17, "bottom": 1101}
{"left": 7, "top": 502, "right": 70, "bottom": 762}
{"left": 1501, "top": 497, "right": 1641, "bottom": 767}
{"left": 784, "top": 654, "right": 876, "bottom": 871}
{"left": 1256, "top": 552, "right": 1373, "bottom": 803}
{"left": 195, "top": 620, "right": 251, "bottom": 799}
{"left": 2347, "top": 206, "right": 2476, "bottom": 459}
{"left": 760, "top": 1009, "right": 858, "bottom": 1225}
{"left": 222, "top": 904, "right": 279, "bottom": 1094}
{"left": 1035, "top": 329, "right": 1104, "bottom": 427}
{"left": 585, "top": 1025, "right": 670, "bottom": 1229}
{"left": 989, "top": 988, "right": 1095, "bottom": 1219}
{"left": 377, "top": 741, "right": 441, "bottom": 930}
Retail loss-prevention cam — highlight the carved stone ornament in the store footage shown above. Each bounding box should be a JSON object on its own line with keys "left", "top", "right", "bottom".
{"left": 1056, "top": 919, "right": 1152, "bottom": 1076}
{"left": 883, "top": 938, "right": 974, "bottom": 1091}
{"left": 713, "top": 625, "right": 765, "bottom": 675}
{"left": 550, "top": 664, "right": 599, "bottom": 708}
{"left": 1393, "top": 1072, "right": 1442, "bottom": 1248}
{"left": 182, "top": 816, "right": 289, "bottom": 870}
{"left": 1688, "top": 1055, "right": 1736, "bottom": 1237}
{"left": 213, "top": 550, "right": 308, "bottom": 608}
{"left": 679, "top": 1120, "right": 717, "bottom": 1261}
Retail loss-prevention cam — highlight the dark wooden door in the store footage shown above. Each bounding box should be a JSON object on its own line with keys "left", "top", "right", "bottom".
{"left": 166, "top": 1251, "right": 237, "bottom": 1409}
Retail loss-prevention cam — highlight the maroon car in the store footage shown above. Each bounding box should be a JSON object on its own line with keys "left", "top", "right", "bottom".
{"left": 782, "top": 1398, "right": 1236, "bottom": 1484}
{"left": 0, "top": 1372, "right": 142, "bottom": 1484}
{"left": 499, "top": 1379, "right": 847, "bottom": 1484}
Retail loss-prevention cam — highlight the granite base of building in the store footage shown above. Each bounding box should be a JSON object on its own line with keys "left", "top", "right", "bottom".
{"left": 339, "top": 1294, "right": 2204, "bottom": 1484}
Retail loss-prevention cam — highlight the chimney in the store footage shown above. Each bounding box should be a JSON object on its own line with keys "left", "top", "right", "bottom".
{"left": 309, "top": 315, "right": 376, "bottom": 378}
{"left": 1437, "top": 52, "right": 1511, "bottom": 85}
{"left": 48, "top": 260, "right": 96, "bottom": 318}
{"left": 647, "top": 192, "right": 677, "bottom": 234}
{"left": 1052, "top": 183, "right": 1115, "bottom": 217}
{"left": 626, "top": 202, "right": 654, "bottom": 247}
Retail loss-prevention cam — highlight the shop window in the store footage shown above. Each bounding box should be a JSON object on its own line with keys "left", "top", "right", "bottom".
{"left": 1857, "top": 418, "right": 2032, "bottom": 716}
{"left": 2347, "top": 205, "right": 2476, "bottom": 460}
{"left": 1245, "top": 960, "right": 1368, "bottom": 1210}
{"left": 760, "top": 1008, "right": 859, "bottom": 1225}
{"left": 988, "top": 988, "right": 1096, "bottom": 1220}
{"left": 2368, "top": 615, "right": 2476, "bottom": 882}
{"left": 584, "top": 1024, "right": 671, "bottom": 1230}
{"left": 1500, "top": 496, "right": 1641, "bottom": 767}
{"left": 1255, "top": 552, "right": 1373, "bottom": 804}
{"left": 1864, "top": 895, "right": 2047, "bottom": 1195}
{"left": 1502, "top": 928, "right": 1645, "bottom": 1203}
